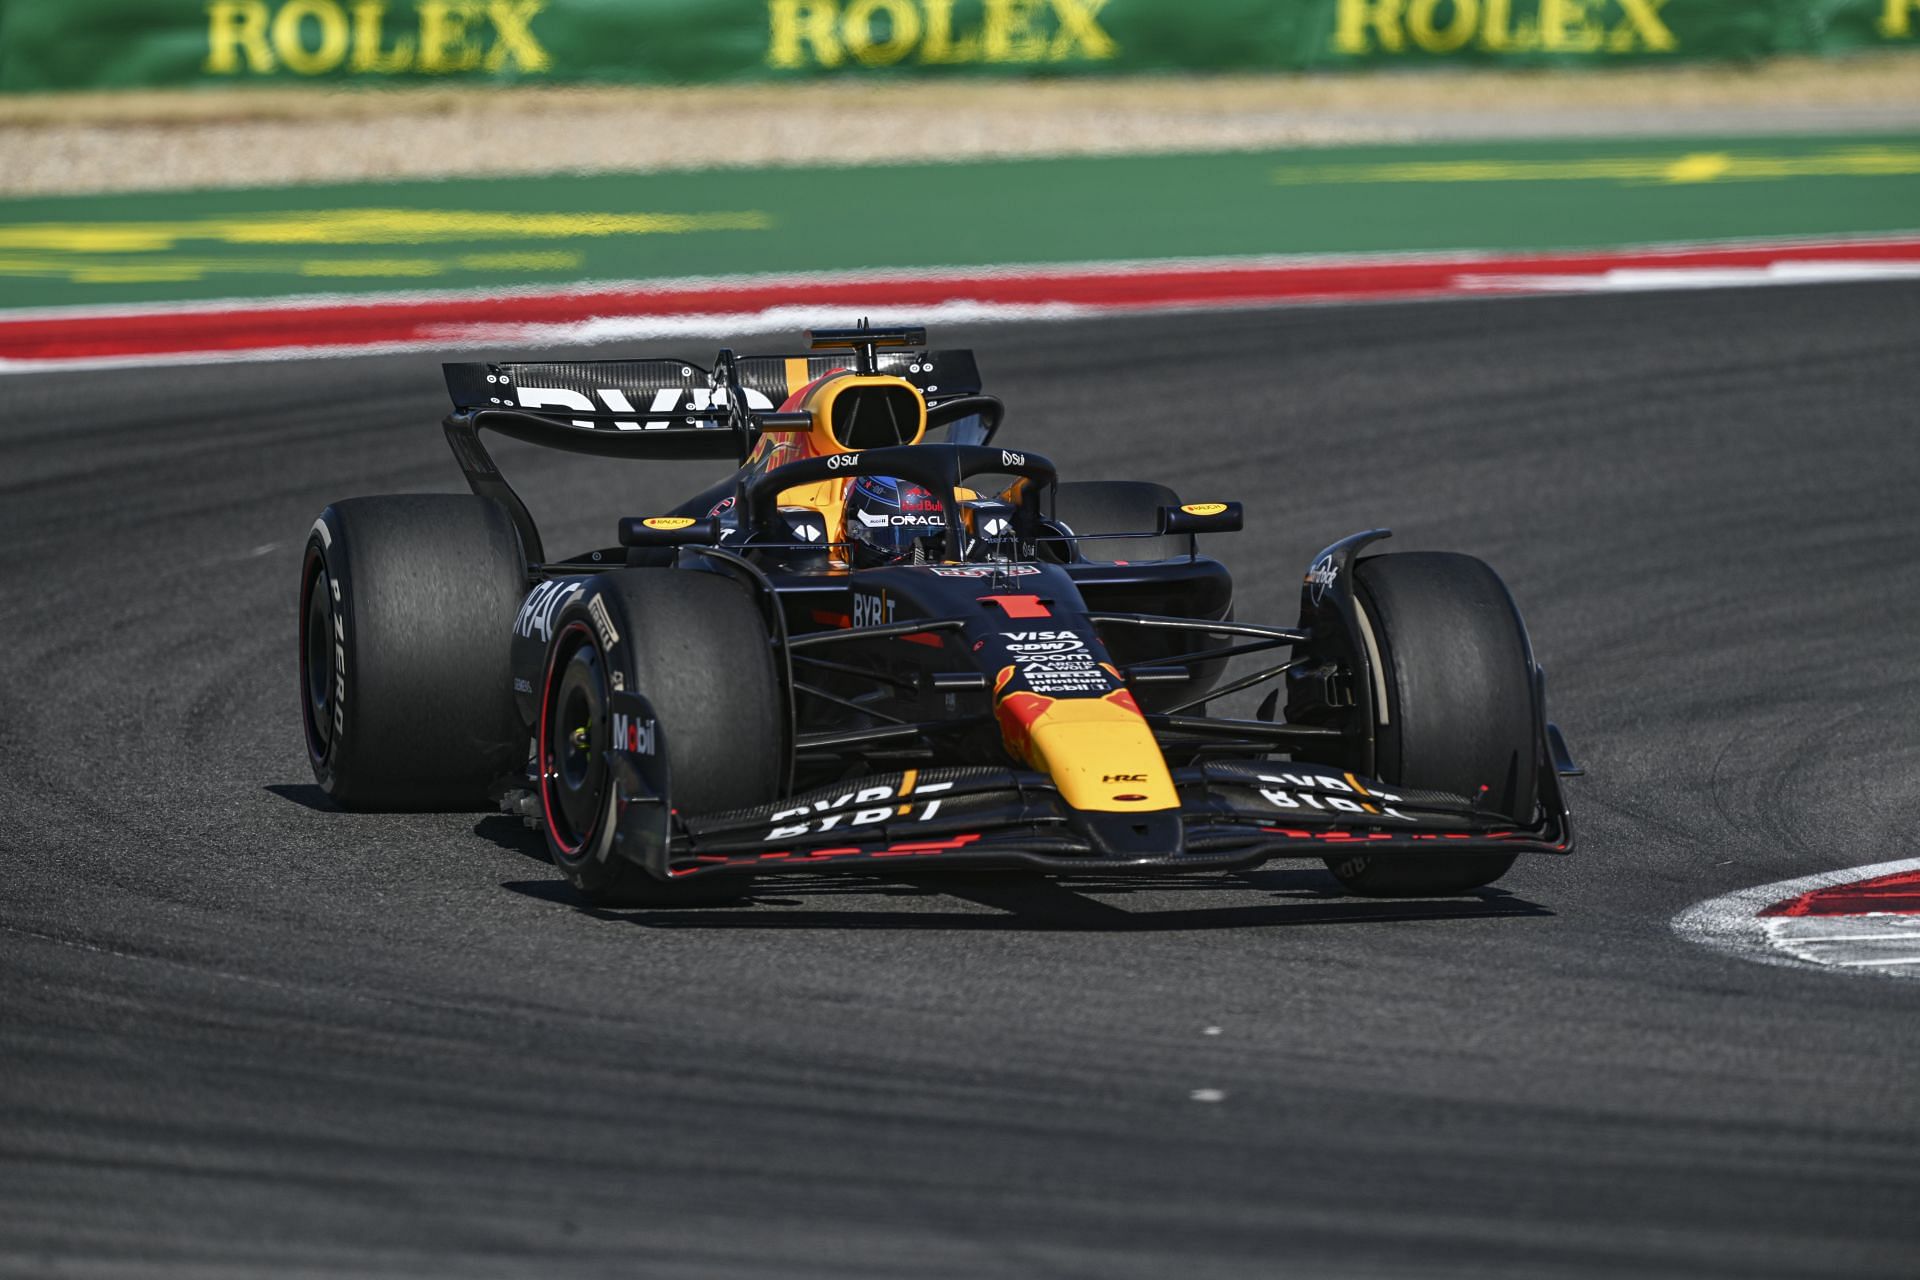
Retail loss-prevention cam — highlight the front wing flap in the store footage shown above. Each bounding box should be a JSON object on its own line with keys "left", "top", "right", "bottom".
{"left": 624, "top": 761, "right": 1573, "bottom": 881}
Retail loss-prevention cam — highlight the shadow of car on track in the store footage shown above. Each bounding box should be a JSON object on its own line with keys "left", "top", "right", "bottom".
{"left": 264, "top": 783, "right": 343, "bottom": 812}
{"left": 473, "top": 807, "right": 1554, "bottom": 931}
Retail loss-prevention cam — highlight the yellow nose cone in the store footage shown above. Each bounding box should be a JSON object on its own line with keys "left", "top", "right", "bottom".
{"left": 1022, "top": 698, "right": 1178, "bottom": 812}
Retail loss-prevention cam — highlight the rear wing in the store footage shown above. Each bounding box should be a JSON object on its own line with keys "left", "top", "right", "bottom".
{"left": 444, "top": 347, "right": 983, "bottom": 453}
{"left": 440, "top": 331, "right": 986, "bottom": 565}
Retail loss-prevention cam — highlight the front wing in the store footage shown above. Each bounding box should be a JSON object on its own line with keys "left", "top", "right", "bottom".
{"left": 602, "top": 758, "right": 1573, "bottom": 881}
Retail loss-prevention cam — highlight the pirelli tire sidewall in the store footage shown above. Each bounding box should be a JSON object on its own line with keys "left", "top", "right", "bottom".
{"left": 1325, "top": 552, "right": 1538, "bottom": 897}
{"left": 300, "top": 495, "right": 528, "bottom": 811}
{"left": 534, "top": 570, "right": 784, "bottom": 898}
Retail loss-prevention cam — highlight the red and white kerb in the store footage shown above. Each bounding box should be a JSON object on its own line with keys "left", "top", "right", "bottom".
{"left": 1673, "top": 858, "right": 1920, "bottom": 980}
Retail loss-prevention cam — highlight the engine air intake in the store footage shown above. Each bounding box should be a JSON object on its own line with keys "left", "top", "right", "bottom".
{"left": 830, "top": 382, "right": 925, "bottom": 449}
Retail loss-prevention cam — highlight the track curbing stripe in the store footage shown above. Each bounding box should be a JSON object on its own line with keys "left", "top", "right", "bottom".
{"left": 6, "top": 234, "right": 1919, "bottom": 373}
{"left": 1672, "top": 857, "right": 1920, "bottom": 980}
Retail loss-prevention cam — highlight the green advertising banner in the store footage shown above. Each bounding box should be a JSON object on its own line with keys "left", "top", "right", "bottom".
{"left": 0, "top": 0, "right": 1915, "bottom": 92}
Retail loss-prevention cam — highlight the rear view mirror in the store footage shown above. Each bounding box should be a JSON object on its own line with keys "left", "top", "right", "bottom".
{"left": 1158, "top": 502, "right": 1244, "bottom": 535}
{"left": 619, "top": 515, "right": 722, "bottom": 547}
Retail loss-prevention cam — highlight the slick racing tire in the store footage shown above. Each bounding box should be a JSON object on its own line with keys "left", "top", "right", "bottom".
{"left": 1051, "top": 481, "right": 1187, "bottom": 563}
{"left": 1324, "top": 553, "right": 1539, "bottom": 897}
{"left": 536, "top": 571, "right": 783, "bottom": 906}
{"left": 301, "top": 495, "right": 527, "bottom": 811}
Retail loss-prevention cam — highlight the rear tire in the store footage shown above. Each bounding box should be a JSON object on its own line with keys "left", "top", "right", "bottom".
{"left": 537, "top": 571, "right": 783, "bottom": 906}
{"left": 300, "top": 495, "right": 527, "bottom": 811}
{"left": 1324, "top": 552, "right": 1537, "bottom": 897}
{"left": 1052, "top": 480, "right": 1186, "bottom": 562}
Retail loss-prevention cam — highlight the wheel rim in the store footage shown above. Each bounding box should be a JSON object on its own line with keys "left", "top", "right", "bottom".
{"left": 302, "top": 562, "right": 334, "bottom": 760}
{"left": 540, "top": 625, "right": 607, "bottom": 856}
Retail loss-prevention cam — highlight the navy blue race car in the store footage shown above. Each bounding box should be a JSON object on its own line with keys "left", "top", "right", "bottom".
{"left": 300, "top": 326, "right": 1578, "bottom": 904}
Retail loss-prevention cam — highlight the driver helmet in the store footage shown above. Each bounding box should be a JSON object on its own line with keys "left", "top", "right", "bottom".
{"left": 844, "top": 475, "right": 948, "bottom": 567}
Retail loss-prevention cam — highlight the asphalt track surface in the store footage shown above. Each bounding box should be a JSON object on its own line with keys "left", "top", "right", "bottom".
{"left": 4, "top": 283, "right": 1919, "bottom": 1278}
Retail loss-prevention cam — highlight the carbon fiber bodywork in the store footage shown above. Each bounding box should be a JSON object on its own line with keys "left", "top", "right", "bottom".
{"left": 450, "top": 329, "right": 1577, "bottom": 885}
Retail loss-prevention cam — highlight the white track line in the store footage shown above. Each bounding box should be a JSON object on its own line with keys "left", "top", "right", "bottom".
{"left": 0, "top": 299, "right": 1098, "bottom": 375}
{"left": 6, "top": 230, "right": 1917, "bottom": 325}
{"left": 1458, "top": 262, "right": 1920, "bottom": 292}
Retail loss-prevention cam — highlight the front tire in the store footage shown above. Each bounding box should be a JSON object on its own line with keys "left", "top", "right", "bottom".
{"left": 1324, "top": 552, "right": 1539, "bottom": 897}
{"left": 300, "top": 495, "right": 527, "bottom": 811}
{"left": 537, "top": 571, "right": 784, "bottom": 905}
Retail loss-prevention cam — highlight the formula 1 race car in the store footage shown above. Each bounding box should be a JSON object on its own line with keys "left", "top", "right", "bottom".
{"left": 299, "top": 325, "right": 1578, "bottom": 904}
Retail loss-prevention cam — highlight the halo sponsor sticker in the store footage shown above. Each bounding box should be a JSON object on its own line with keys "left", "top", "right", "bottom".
{"left": 927, "top": 564, "right": 1040, "bottom": 578}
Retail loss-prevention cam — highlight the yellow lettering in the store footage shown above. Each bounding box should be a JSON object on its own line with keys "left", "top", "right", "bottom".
{"left": 349, "top": 2, "right": 413, "bottom": 71}
{"left": 768, "top": 0, "right": 843, "bottom": 67}
{"left": 204, "top": 0, "right": 275, "bottom": 73}
{"left": 1880, "top": 0, "right": 1919, "bottom": 35}
{"left": 1538, "top": 0, "right": 1602, "bottom": 50}
{"left": 982, "top": 0, "right": 1047, "bottom": 60}
{"left": 1332, "top": 0, "right": 1407, "bottom": 53}
{"left": 418, "top": 0, "right": 484, "bottom": 71}
{"left": 919, "top": 0, "right": 981, "bottom": 61}
{"left": 1048, "top": 0, "right": 1114, "bottom": 59}
{"left": 271, "top": 0, "right": 351, "bottom": 74}
{"left": 484, "top": 0, "right": 549, "bottom": 69}
{"left": 1608, "top": 0, "right": 1674, "bottom": 49}
{"left": 1476, "top": 0, "right": 1535, "bottom": 49}
{"left": 842, "top": 0, "right": 920, "bottom": 64}
{"left": 1406, "top": 0, "right": 1475, "bottom": 50}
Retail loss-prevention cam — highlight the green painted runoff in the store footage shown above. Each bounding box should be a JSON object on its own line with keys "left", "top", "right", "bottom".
{"left": 1, "top": 133, "right": 1916, "bottom": 309}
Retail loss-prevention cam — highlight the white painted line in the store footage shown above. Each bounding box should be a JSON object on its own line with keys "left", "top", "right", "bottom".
{"left": 6, "top": 230, "right": 1915, "bottom": 325}
{"left": 0, "top": 300, "right": 1092, "bottom": 375}
{"left": 440, "top": 298, "right": 1093, "bottom": 348}
{"left": 0, "top": 289, "right": 1558, "bottom": 376}
{"left": 1458, "top": 262, "right": 1920, "bottom": 293}
{"left": 1672, "top": 857, "right": 1920, "bottom": 980}
{"left": 10, "top": 233, "right": 1920, "bottom": 376}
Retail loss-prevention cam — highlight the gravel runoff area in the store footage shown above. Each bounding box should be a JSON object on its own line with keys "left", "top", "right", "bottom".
{"left": 2, "top": 55, "right": 1919, "bottom": 196}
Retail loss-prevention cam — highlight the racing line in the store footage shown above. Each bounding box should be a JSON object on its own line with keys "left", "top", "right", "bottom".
{"left": 1, "top": 281, "right": 1917, "bottom": 1277}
